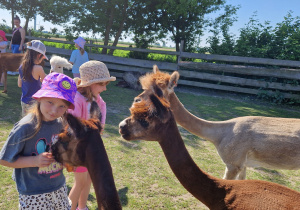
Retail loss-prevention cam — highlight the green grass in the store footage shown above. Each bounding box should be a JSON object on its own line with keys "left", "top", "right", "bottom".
{"left": 0, "top": 71, "right": 300, "bottom": 209}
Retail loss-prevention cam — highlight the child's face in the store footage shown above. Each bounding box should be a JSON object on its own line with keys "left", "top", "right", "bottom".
{"left": 90, "top": 82, "right": 109, "bottom": 96}
{"left": 0, "top": 36, "right": 3, "bottom": 42}
{"left": 75, "top": 43, "right": 79, "bottom": 48}
{"left": 39, "top": 97, "right": 69, "bottom": 121}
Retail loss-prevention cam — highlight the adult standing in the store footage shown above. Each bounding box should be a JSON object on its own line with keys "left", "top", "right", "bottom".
{"left": 8, "top": 15, "right": 25, "bottom": 75}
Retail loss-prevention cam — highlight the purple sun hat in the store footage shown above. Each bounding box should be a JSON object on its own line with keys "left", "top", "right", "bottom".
{"left": 32, "top": 73, "right": 77, "bottom": 109}
{"left": 74, "top": 36, "right": 86, "bottom": 49}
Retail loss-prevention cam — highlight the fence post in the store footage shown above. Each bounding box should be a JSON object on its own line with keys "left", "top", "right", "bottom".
{"left": 89, "top": 40, "right": 93, "bottom": 53}
{"left": 177, "top": 40, "right": 184, "bottom": 70}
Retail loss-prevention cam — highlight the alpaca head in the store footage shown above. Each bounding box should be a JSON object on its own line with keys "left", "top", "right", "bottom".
{"left": 139, "top": 65, "right": 180, "bottom": 100}
{"left": 119, "top": 81, "right": 173, "bottom": 142}
{"left": 51, "top": 113, "right": 102, "bottom": 167}
{"left": 50, "top": 55, "right": 72, "bottom": 74}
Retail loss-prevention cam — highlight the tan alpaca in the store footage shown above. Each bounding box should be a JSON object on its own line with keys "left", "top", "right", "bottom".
{"left": 143, "top": 66, "right": 300, "bottom": 180}
{"left": 119, "top": 74, "right": 300, "bottom": 209}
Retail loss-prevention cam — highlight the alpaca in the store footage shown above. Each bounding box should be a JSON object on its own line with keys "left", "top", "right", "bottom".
{"left": 118, "top": 78, "right": 300, "bottom": 209}
{"left": 0, "top": 53, "right": 24, "bottom": 93}
{"left": 141, "top": 65, "right": 300, "bottom": 180}
{"left": 51, "top": 113, "right": 122, "bottom": 210}
{"left": 49, "top": 55, "right": 72, "bottom": 74}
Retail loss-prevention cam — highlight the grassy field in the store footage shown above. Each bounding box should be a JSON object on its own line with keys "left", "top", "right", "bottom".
{"left": 0, "top": 70, "right": 300, "bottom": 209}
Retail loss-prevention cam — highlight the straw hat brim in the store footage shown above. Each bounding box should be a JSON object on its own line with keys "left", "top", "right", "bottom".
{"left": 77, "top": 76, "right": 116, "bottom": 87}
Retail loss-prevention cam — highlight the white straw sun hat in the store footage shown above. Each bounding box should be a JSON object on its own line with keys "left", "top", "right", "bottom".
{"left": 27, "top": 40, "right": 48, "bottom": 60}
{"left": 76, "top": 60, "right": 116, "bottom": 87}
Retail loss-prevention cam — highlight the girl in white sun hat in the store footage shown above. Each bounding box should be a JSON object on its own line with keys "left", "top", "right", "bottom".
{"left": 68, "top": 60, "right": 116, "bottom": 210}
{"left": 18, "top": 40, "right": 48, "bottom": 116}
{"left": 69, "top": 36, "right": 89, "bottom": 78}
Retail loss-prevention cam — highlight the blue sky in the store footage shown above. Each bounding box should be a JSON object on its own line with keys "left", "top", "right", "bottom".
{"left": 1, "top": 0, "right": 300, "bottom": 47}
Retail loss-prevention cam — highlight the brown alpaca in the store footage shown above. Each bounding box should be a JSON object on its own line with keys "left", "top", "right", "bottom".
{"left": 51, "top": 113, "right": 122, "bottom": 210}
{"left": 0, "top": 53, "right": 24, "bottom": 93}
{"left": 118, "top": 79, "right": 300, "bottom": 209}
{"left": 141, "top": 66, "right": 300, "bottom": 180}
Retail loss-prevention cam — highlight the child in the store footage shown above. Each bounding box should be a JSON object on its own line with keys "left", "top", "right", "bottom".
{"left": 68, "top": 60, "right": 116, "bottom": 210}
{"left": 0, "top": 30, "right": 8, "bottom": 86}
{"left": 18, "top": 40, "right": 48, "bottom": 116}
{"left": 0, "top": 72, "right": 77, "bottom": 209}
{"left": 69, "top": 37, "right": 89, "bottom": 78}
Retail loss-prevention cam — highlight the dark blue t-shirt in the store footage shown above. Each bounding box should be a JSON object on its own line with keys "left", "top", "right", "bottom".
{"left": 0, "top": 114, "right": 65, "bottom": 195}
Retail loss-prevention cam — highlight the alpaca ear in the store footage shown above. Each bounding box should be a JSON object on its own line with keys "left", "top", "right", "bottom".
{"left": 153, "top": 65, "right": 160, "bottom": 74}
{"left": 149, "top": 94, "right": 170, "bottom": 123}
{"left": 168, "top": 71, "right": 179, "bottom": 90}
{"left": 66, "top": 113, "right": 86, "bottom": 138}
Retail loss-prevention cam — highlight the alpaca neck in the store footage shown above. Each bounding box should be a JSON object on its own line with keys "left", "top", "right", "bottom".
{"left": 169, "top": 92, "right": 222, "bottom": 145}
{"left": 85, "top": 133, "right": 121, "bottom": 210}
{"left": 158, "top": 117, "right": 225, "bottom": 208}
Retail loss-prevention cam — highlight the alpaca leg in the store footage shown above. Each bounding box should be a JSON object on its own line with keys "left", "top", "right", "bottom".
{"left": 236, "top": 167, "right": 247, "bottom": 180}
{"left": 2, "top": 71, "right": 7, "bottom": 93}
{"left": 223, "top": 165, "right": 241, "bottom": 180}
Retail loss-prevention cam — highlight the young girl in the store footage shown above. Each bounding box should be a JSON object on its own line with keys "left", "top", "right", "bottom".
{"left": 0, "top": 30, "right": 8, "bottom": 86}
{"left": 18, "top": 40, "right": 48, "bottom": 116}
{"left": 69, "top": 37, "right": 89, "bottom": 78}
{"left": 68, "top": 60, "right": 116, "bottom": 210}
{"left": 0, "top": 72, "right": 77, "bottom": 209}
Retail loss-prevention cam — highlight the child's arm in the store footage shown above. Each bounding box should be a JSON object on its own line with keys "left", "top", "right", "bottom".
{"left": 18, "top": 75, "right": 22, "bottom": 87}
{"left": 32, "top": 65, "right": 46, "bottom": 83}
{"left": 69, "top": 50, "right": 76, "bottom": 65}
{"left": 0, "top": 152, "right": 54, "bottom": 168}
{"left": 19, "top": 28, "right": 25, "bottom": 52}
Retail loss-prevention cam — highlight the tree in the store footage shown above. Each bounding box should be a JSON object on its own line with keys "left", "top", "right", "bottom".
{"left": 69, "top": 0, "right": 129, "bottom": 55}
{"left": 157, "top": 0, "right": 237, "bottom": 52}
{"left": 0, "top": 0, "right": 21, "bottom": 29}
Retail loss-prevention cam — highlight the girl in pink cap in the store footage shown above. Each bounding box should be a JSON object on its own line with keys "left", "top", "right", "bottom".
{"left": 69, "top": 37, "right": 89, "bottom": 78}
{"left": 0, "top": 73, "right": 77, "bottom": 210}
{"left": 0, "top": 30, "right": 8, "bottom": 86}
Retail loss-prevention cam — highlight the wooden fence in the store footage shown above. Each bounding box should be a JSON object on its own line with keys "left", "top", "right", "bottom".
{"left": 6, "top": 34, "right": 300, "bottom": 100}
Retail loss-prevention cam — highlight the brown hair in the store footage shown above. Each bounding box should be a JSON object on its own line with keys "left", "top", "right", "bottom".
{"left": 78, "top": 81, "right": 109, "bottom": 102}
{"left": 14, "top": 15, "right": 20, "bottom": 22}
{"left": 79, "top": 46, "right": 85, "bottom": 55}
{"left": 21, "top": 42, "right": 43, "bottom": 81}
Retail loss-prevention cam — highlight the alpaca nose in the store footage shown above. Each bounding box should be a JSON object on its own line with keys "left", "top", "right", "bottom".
{"left": 119, "top": 119, "right": 127, "bottom": 130}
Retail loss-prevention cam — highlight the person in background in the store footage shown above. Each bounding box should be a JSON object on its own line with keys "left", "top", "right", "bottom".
{"left": 68, "top": 60, "right": 116, "bottom": 210}
{"left": 0, "top": 30, "right": 8, "bottom": 86}
{"left": 18, "top": 40, "right": 47, "bottom": 116}
{"left": 0, "top": 73, "right": 77, "bottom": 210}
{"left": 8, "top": 15, "right": 26, "bottom": 75}
{"left": 69, "top": 37, "right": 89, "bottom": 78}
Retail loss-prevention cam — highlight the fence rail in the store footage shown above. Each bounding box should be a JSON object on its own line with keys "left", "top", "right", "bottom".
{"left": 5, "top": 34, "right": 300, "bottom": 100}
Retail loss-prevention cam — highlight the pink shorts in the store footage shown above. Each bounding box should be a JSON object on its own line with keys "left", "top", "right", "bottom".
{"left": 74, "top": 166, "right": 88, "bottom": 173}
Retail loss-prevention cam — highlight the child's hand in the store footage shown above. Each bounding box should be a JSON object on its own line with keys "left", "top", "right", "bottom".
{"left": 100, "top": 123, "right": 105, "bottom": 134}
{"left": 35, "top": 152, "right": 55, "bottom": 167}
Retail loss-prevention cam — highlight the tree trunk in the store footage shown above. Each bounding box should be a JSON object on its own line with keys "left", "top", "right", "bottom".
{"left": 11, "top": 7, "right": 14, "bottom": 30}
{"left": 108, "top": 0, "right": 128, "bottom": 55}
{"left": 102, "top": 1, "right": 115, "bottom": 55}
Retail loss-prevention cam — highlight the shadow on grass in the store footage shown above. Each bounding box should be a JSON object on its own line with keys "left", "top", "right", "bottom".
{"left": 118, "top": 186, "right": 129, "bottom": 206}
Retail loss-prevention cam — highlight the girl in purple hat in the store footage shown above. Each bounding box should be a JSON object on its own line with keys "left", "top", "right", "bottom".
{"left": 69, "top": 37, "right": 89, "bottom": 78}
{"left": 0, "top": 30, "right": 8, "bottom": 86}
{"left": 0, "top": 73, "right": 77, "bottom": 210}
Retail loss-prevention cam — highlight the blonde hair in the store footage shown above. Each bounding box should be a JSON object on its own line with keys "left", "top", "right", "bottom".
{"left": 21, "top": 99, "right": 71, "bottom": 142}
{"left": 77, "top": 81, "right": 109, "bottom": 102}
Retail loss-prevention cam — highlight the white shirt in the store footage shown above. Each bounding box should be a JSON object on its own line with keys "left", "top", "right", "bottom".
{"left": 0, "top": 41, "right": 8, "bottom": 53}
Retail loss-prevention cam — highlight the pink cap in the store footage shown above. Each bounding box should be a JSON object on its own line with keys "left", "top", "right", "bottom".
{"left": 0, "top": 30, "right": 7, "bottom": 41}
